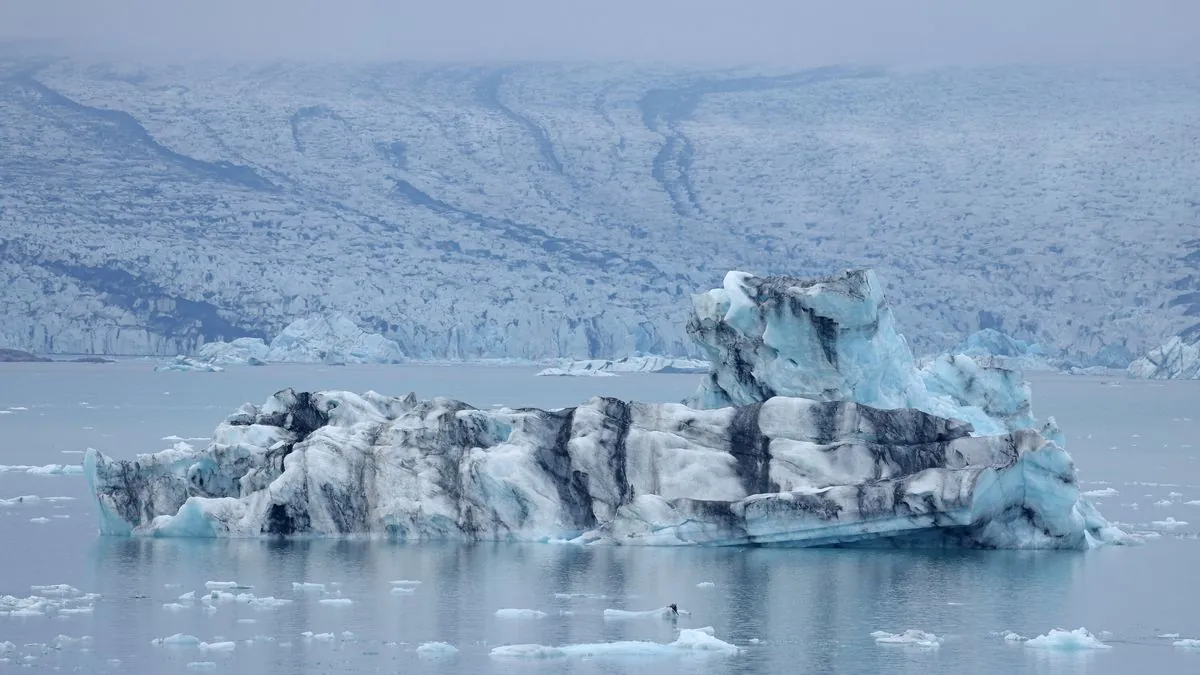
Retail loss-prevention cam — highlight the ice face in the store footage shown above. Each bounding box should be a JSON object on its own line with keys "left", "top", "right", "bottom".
{"left": 685, "top": 270, "right": 1037, "bottom": 437}
{"left": 85, "top": 386, "right": 1123, "bottom": 549}
{"left": 537, "top": 356, "right": 710, "bottom": 377}
{"left": 1128, "top": 335, "right": 1200, "bottom": 379}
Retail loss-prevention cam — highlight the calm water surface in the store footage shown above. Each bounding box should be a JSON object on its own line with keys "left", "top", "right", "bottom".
{"left": 0, "top": 362, "right": 1198, "bottom": 674}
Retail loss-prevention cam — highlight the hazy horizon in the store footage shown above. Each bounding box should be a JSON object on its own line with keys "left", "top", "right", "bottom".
{"left": 2, "top": 0, "right": 1198, "bottom": 67}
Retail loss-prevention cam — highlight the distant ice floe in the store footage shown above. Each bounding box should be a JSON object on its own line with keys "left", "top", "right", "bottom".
{"left": 871, "top": 630, "right": 943, "bottom": 648}
{"left": 291, "top": 582, "right": 325, "bottom": 592}
{"left": 536, "top": 356, "right": 708, "bottom": 377}
{"left": 1082, "top": 488, "right": 1119, "bottom": 498}
{"left": 1174, "top": 639, "right": 1200, "bottom": 649}
{"left": 0, "top": 464, "right": 83, "bottom": 476}
{"left": 490, "top": 627, "right": 738, "bottom": 659}
{"left": 1150, "top": 517, "right": 1188, "bottom": 530}
{"left": 197, "top": 315, "right": 405, "bottom": 366}
{"left": 416, "top": 642, "right": 459, "bottom": 657}
{"left": 318, "top": 597, "right": 353, "bottom": 606}
{"left": 603, "top": 607, "right": 690, "bottom": 620}
{"left": 696, "top": 582, "right": 716, "bottom": 589}
{"left": 390, "top": 580, "right": 421, "bottom": 586}
{"left": 155, "top": 356, "right": 224, "bottom": 373}
{"left": 1002, "top": 632, "right": 1027, "bottom": 642}
{"left": 0, "top": 584, "right": 98, "bottom": 618}
{"left": 494, "top": 609, "right": 548, "bottom": 620}
{"left": 555, "top": 592, "right": 609, "bottom": 600}
{"left": 152, "top": 633, "right": 201, "bottom": 647}
{"left": 1024, "top": 628, "right": 1111, "bottom": 650}
{"left": 186, "top": 662, "right": 218, "bottom": 670}
{"left": 301, "top": 632, "right": 335, "bottom": 642}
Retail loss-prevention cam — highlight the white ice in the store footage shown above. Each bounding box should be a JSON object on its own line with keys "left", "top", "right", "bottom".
{"left": 871, "top": 630, "right": 943, "bottom": 648}
{"left": 291, "top": 582, "right": 325, "bottom": 592}
{"left": 416, "top": 642, "right": 460, "bottom": 657}
{"left": 1082, "top": 488, "right": 1118, "bottom": 498}
{"left": 494, "top": 609, "right": 548, "bottom": 619}
{"left": 1174, "top": 639, "right": 1200, "bottom": 649}
{"left": 490, "top": 628, "right": 738, "bottom": 659}
{"left": 604, "top": 607, "right": 688, "bottom": 620}
{"left": 152, "top": 634, "right": 201, "bottom": 647}
{"left": 537, "top": 356, "right": 707, "bottom": 377}
{"left": 696, "top": 582, "right": 716, "bottom": 589}
{"left": 155, "top": 356, "right": 223, "bottom": 373}
{"left": 318, "top": 598, "right": 353, "bottom": 606}
{"left": 201, "top": 315, "right": 405, "bottom": 366}
{"left": 1024, "top": 628, "right": 1111, "bottom": 650}
{"left": 0, "top": 464, "right": 84, "bottom": 476}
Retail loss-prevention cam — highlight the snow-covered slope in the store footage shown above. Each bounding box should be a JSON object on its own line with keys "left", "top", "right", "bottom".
{"left": 1128, "top": 336, "right": 1200, "bottom": 379}
{"left": 84, "top": 388, "right": 1119, "bottom": 548}
{"left": 2, "top": 61, "right": 1198, "bottom": 359}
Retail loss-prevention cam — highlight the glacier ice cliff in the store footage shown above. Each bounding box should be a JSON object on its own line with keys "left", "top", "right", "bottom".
{"left": 85, "top": 268, "right": 1122, "bottom": 549}
{"left": 537, "top": 356, "right": 709, "bottom": 377}
{"left": 1127, "top": 336, "right": 1200, "bottom": 379}
{"left": 197, "top": 315, "right": 405, "bottom": 365}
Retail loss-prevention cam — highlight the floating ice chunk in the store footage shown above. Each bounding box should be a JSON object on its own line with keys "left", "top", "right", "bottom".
{"left": 603, "top": 607, "right": 689, "bottom": 620}
{"left": 1160, "top": 633, "right": 1181, "bottom": 638}
{"left": 29, "top": 517, "right": 49, "bottom": 523}
{"left": 179, "top": 591, "right": 195, "bottom": 601}
{"left": 417, "top": 642, "right": 459, "bottom": 657}
{"left": 186, "top": 662, "right": 217, "bottom": 670}
{"left": 390, "top": 587, "right": 415, "bottom": 595}
{"left": 205, "top": 582, "right": 240, "bottom": 590}
{"left": 301, "top": 632, "right": 335, "bottom": 641}
{"left": 1024, "top": 628, "right": 1111, "bottom": 650}
{"left": 0, "top": 464, "right": 84, "bottom": 475}
{"left": 491, "top": 628, "right": 738, "bottom": 659}
{"left": 1151, "top": 518, "right": 1188, "bottom": 530}
{"left": 0, "top": 496, "right": 41, "bottom": 507}
{"left": 291, "top": 583, "right": 325, "bottom": 592}
{"left": 389, "top": 580, "right": 421, "bottom": 586}
{"left": 696, "top": 582, "right": 716, "bottom": 589}
{"left": 1170, "top": 492, "right": 1183, "bottom": 498}
{"left": 537, "top": 357, "right": 708, "bottom": 377}
{"left": 341, "top": 631, "right": 356, "bottom": 642}
{"left": 871, "top": 630, "right": 943, "bottom": 648}
{"left": 1187, "top": 501, "right": 1200, "bottom": 506}
{"left": 536, "top": 368, "right": 618, "bottom": 378}
{"left": 198, "top": 641, "right": 236, "bottom": 653}
{"left": 245, "top": 596, "right": 292, "bottom": 611}
{"left": 30, "top": 584, "right": 78, "bottom": 597}
{"left": 554, "top": 593, "right": 608, "bottom": 600}
{"left": 155, "top": 356, "right": 223, "bottom": 373}
{"left": 163, "top": 603, "right": 189, "bottom": 612}
{"left": 153, "top": 634, "right": 201, "bottom": 647}
{"left": 1174, "top": 639, "right": 1200, "bottom": 649}
{"left": 318, "top": 598, "right": 353, "bottom": 606}
{"left": 52, "top": 635, "right": 92, "bottom": 649}
{"left": 495, "top": 609, "right": 548, "bottom": 620}
{"left": 1082, "top": 488, "right": 1118, "bottom": 498}
{"left": 1003, "top": 632, "right": 1027, "bottom": 642}
{"left": 237, "top": 619, "right": 257, "bottom": 624}
{"left": 1155, "top": 500, "right": 1172, "bottom": 507}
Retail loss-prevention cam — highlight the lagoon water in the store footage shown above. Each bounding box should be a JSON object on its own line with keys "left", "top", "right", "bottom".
{"left": 1, "top": 361, "right": 1198, "bottom": 673}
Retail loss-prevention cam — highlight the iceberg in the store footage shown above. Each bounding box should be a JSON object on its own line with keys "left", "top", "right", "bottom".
{"left": 950, "top": 329, "right": 1063, "bottom": 373}
{"left": 84, "top": 269, "right": 1122, "bottom": 549}
{"left": 197, "top": 315, "right": 405, "bottom": 366}
{"left": 686, "top": 270, "right": 1035, "bottom": 436}
{"left": 537, "top": 356, "right": 709, "bottom": 377}
{"left": 1127, "top": 335, "right": 1200, "bottom": 379}
{"left": 155, "top": 356, "right": 224, "bottom": 373}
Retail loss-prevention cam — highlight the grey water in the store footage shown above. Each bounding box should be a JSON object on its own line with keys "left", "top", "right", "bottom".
{"left": 1, "top": 362, "right": 1199, "bottom": 673}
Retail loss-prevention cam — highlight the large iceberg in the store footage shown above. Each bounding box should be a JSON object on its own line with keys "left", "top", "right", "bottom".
{"left": 1127, "top": 335, "right": 1200, "bottom": 379}
{"left": 198, "top": 315, "right": 405, "bottom": 366}
{"left": 85, "top": 269, "right": 1121, "bottom": 549}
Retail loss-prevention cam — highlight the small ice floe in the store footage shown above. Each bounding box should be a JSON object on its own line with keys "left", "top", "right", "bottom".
{"left": 204, "top": 581, "right": 242, "bottom": 590}
{"left": 29, "top": 517, "right": 50, "bottom": 524}
{"left": 162, "top": 436, "right": 211, "bottom": 442}
{"left": 416, "top": 642, "right": 459, "bottom": 657}
{"left": 696, "top": 582, "right": 716, "bottom": 589}
{"left": 1174, "top": 639, "right": 1200, "bottom": 649}
{"left": 198, "top": 641, "right": 236, "bottom": 653}
{"left": 554, "top": 592, "right": 608, "bottom": 600}
{"left": 1082, "top": 488, "right": 1119, "bottom": 498}
{"left": 1024, "top": 628, "right": 1111, "bottom": 650}
{"left": 0, "top": 495, "right": 41, "bottom": 507}
{"left": 245, "top": 596, "right": 291, "bottom": 611}
{"left": 185, "top": 662, "right": 217, "bottom": 670}
{"left": 53, "top": 635, "right": 92, "bottom": 650}
{"left": 152, "top": 633, "right": 201, "bottom": 647}
{"left": 494, "top": 609, "right": 548, "bottom": 620}
{"left": 1159, "top": 633, "right": 1181, "bottom": 639}
{"left": 318, "top": 597, "right": 353, "bottom": 606}
{"left": 162, "top": 603, "right": 189, "bottom": 612}
{"left": 489, "top": 627, "right": 739, "bottom": 659}
{"left": 9, "top": 407, "right": 28, "bottom": 411}
{"left": 301, "top": 632, "right": 335, "bottom": 642}
{"left": 0, "top": 464, "right": 84, "bottom": 476}
{"left": 871, "top": 630, "right": 943, "bottom": 648}
{"left": 1169, "top": 492, "right": 1183, "bottom": 498}
{"left": 179, "top": 591, "right": 196, "bottom": 602}
{"left": 1151, "top": 517, "right": 1189, "bottom": 530}
{"left": 390, "top": 586, "right": 415, "bottom": 595}
{"left": 341, "top": 631, "right": 356, "bottom": 642}
{"left": 237, "top": 619, "right": 257, "bottom": 625}
{"left": 1155, "top": 499, "right": 1173, "bottom": 507}
{"left": 1186, "top": 500, "right": 1200, "bottom": 506}
{"left": 1002, "top": 632, "right": 1027, "bottom": 642}
{"left": 390, "top": 580, "right": 421, "bottom": 586}
{"left": 603, "top": 606, "right": 690, "bottom": 620}
{"left": 292, "top": 582, "right": 325, "bottom": 592}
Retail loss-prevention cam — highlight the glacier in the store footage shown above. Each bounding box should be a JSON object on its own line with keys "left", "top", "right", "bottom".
{"left": 85, "top": 269, "right": 1122, "bottom": 549}
{"left": 2, "top": 62, "right": 1199, "bottom": 362}
{"left": 1127, "top": 336, "right": 1200, "bottom": 380}
{"left": 197, "top": 315, "right": 405, "bottom": 365}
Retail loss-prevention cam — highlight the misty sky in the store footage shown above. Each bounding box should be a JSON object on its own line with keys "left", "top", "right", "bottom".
{"left": 3, "top": 0, "right": 1198, "bottom": 66}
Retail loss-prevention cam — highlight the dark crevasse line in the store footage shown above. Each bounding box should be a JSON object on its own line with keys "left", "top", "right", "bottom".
{"left": 0, "top": 240, "right": 266, "bottom": 352}
{"left": 475, "top": 67, "right": 565, "bottom": 175}
{"left": 638, "top": 66, "right": 883, "bottom": 218}
{"left": 12, "top": 74, "right": 278, "bottom": 192}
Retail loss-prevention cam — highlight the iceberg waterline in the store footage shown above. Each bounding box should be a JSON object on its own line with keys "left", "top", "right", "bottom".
{"left": 85, "top": 269, "right": 1122, "bottom": 548}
